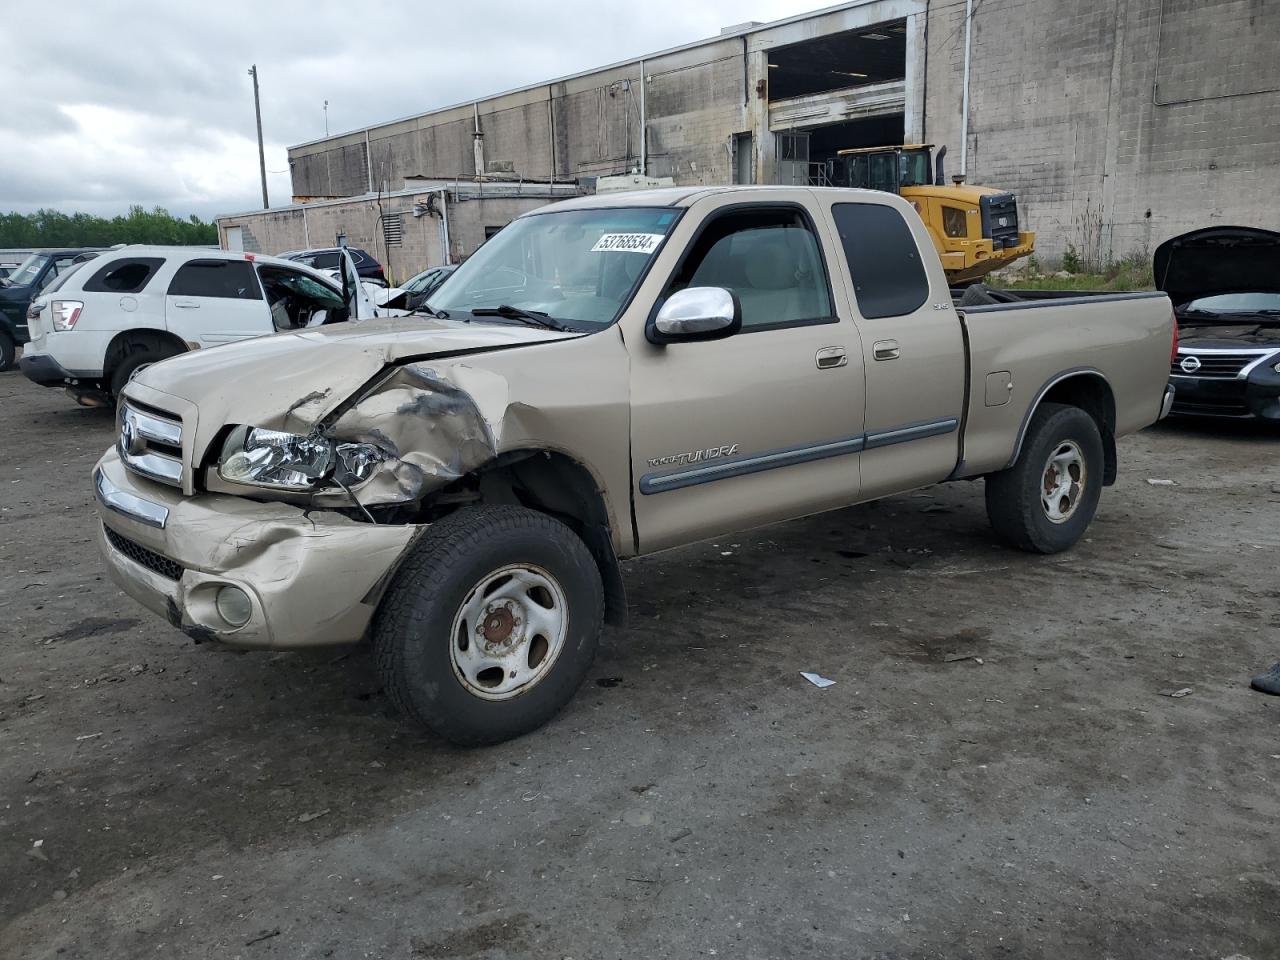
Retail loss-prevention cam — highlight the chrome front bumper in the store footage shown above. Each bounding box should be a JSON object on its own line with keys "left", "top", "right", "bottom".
{"left": 93, "top": 449, "right": 422, "bottom": 649}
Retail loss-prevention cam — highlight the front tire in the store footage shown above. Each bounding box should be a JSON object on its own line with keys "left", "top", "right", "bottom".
{"left": 985, "top": 403, "right": 1104, "bottom": 554}
{"left": 373, "top": 506, "right": 604, "bottom": 746}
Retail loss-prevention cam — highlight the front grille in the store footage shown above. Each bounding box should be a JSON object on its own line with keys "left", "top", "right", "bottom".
{"left": 980, "top": 194, "right": 1020, "bottom": 250}
{"left": 118, "top": 402, "right": 184, "bottom": 488}
{"left": 104, "top": 525, "right": 184, "bottom": 581}
{"left": 1170, "top": 352, "right": 1265, "bottom": 379}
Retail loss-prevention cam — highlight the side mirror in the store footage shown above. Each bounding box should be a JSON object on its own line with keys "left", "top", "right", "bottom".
{"left": 647, "top": 287, "right": 741, "bottom": 344}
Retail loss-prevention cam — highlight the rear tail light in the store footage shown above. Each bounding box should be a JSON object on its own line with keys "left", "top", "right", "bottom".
{"left": 51, "top": 299, "right": 84, "bottom": 331}
{"left": 1170, "top": 310, "right": 1179, "bottom": 363}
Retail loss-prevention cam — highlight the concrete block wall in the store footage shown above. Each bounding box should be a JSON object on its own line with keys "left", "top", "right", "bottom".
{"left": 925, "top": 0, "right": 1280, "bottom": 265}
{"left": 645, "top": 48, "right": 748, "bottom": 184}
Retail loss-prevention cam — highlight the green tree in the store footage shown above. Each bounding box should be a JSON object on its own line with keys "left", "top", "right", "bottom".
{"left": 0, "top": 207, "right": 218, "bottom": 247}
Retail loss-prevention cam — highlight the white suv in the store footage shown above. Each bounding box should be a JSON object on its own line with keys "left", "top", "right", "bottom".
{"left": 19, "top": 246, "right": 383, "bottom": 404}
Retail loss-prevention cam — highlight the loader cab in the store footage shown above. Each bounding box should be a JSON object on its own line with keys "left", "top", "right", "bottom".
{"left": 832, "top": 144, "right": 935, "bottom": 193}
{"left": 827, "top": 142, "right": 1037, "bottom": 285}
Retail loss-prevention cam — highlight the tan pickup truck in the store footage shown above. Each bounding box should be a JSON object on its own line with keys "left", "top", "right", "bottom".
{"left": 94, "top": 186, "right": 1177, "bottom": 745}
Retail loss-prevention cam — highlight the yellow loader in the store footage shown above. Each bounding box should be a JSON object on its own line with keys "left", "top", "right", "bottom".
{"left": 829, "top": 144, "right": 1035, "bottom": 284}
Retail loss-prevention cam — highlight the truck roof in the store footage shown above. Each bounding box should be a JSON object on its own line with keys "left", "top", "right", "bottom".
{"left": 523, "top": 184, "right": 907, "bottom": 215}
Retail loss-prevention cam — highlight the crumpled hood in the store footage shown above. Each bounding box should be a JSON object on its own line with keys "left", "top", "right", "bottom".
{"left": 126, "top": 317, "right": 581, "bottom": 457}
{"left": 1154, "top": 226, "right": 1280, "bottom": 307}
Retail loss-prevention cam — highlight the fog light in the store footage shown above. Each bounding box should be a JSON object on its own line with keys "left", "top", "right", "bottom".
{"left": 215, "top": 586, "right": 252, "bottom": 628}
{"left": 1272, "top": 361, "right": 1280, "bottom": 374}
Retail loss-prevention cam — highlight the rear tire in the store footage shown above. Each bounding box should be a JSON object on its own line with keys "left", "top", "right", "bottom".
{"left": 373, "top": 505, "right": 604, "bottom": 746}
{"left": 0, "top": 330, "right": 15, "bottom": 372}
{"left": 108, "top": 335, "right": 183, "bottom": 397}
{"left": 985, "top": 402, "right": 1104, "bottom": 554}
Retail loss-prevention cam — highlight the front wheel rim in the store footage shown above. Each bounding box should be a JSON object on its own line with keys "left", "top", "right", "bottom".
{"left": 1041, "top": 440, "right": 1086, "bottom": 524}
{"left": 448, "top": 563, "right": 569, "bottom": 701}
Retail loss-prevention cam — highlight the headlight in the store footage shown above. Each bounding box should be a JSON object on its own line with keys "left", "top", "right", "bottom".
{"left": 218, "top": 426, "right": 385, "bottom": 490}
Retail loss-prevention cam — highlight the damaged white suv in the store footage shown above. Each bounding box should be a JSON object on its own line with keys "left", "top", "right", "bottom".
{"left": 20, "top": 246, "right": 386, "bottom": 405}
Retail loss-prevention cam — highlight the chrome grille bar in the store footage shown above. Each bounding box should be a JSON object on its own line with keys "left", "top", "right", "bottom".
{"left": 118, "top": 402, "right": 184, "bottom": 488}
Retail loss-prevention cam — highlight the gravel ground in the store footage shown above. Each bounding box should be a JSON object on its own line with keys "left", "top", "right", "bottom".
{"left": 2, "top": 368, "right": 1278, "bottom": 960}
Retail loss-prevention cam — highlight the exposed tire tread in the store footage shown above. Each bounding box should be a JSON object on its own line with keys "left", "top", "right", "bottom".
{"left": 373, "top": 505, "right": 603, "bottom": 746}
{"left": 985, "top": 403, "right": 1104, "bottom": 555}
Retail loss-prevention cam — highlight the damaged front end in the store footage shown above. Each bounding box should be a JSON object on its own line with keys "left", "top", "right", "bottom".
{"left": 209, "top": 361, "right": 515, "bottom": 519}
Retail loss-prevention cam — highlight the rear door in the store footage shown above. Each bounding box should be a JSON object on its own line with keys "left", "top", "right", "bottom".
{"left": 164, "top": 257, "right": 270, "bottom": 345}
{"left": 822, "top": 198, "right": 965, "bottom": 498}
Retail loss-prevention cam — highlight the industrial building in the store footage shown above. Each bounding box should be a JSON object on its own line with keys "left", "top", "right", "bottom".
{"left": 216, "top": 180, "right": 577, "bottom": 284}
{"left": 219, "top": 0, "right": 1280, "bottom": 273}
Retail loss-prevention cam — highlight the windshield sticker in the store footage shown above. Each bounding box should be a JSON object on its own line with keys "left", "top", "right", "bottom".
{"left": 591, "top": 233, "right": 666, "bottom": 254}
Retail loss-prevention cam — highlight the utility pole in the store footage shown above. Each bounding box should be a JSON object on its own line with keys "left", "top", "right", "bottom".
{"left": 248, "top": 64, "right": 269, "bottom": 209}
{"left": 324, "top": 99, "right": 329, "bottom": 137}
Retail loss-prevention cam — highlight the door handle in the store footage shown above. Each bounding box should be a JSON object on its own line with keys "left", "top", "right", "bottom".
{"left": 872, "top": 339, "right": 900, "bottom": 361}
{"left": 815, "top": 346, "right": 847, "bottom": 369}
{"left": 172, "top": 299, "right": 200, "bottom": 309}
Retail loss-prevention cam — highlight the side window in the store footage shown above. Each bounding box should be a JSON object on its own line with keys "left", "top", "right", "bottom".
{"left": 168, "top": 259, "right": 263, "bottom": 300}
{"left": 941, "top": 206, "right": 968, "bottom": 239}
{"left": 831, "top": 203, "right": 930, "bottom": 319}
{"left": 311, "top": 252, "right": 341, "bottom": 270}
{"left": 84, "top": 257, "right": 165, "bottom": 293}
{"left": 667, "top": 207, "right": 834, "bottom": 331}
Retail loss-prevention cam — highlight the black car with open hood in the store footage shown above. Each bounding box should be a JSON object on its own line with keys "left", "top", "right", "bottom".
{"left": 1158, "top": 226, "right": 1280, "bottom": 420}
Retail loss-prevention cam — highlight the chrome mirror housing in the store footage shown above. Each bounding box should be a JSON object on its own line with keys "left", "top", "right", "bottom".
{"left": 649, "top": 287, "right": 741, "bottom": 343}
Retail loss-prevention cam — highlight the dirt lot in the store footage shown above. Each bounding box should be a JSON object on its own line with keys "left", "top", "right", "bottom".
{"left": 2, "top": 368, "right": 1278, "bottom": 960}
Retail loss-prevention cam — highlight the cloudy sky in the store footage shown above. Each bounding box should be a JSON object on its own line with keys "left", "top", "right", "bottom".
{"left": 1, "top": 0, "right": 816, "bottom": 220}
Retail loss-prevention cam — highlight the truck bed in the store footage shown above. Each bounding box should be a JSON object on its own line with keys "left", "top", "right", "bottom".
{"left": 948, "top": 288, "right": 1173, "bottom": 479}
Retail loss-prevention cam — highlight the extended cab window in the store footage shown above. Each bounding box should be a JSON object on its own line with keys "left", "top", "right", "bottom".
{"left": 667, "top": 207, "right": 833, "bottom": 331}
{"left": 168, "top": 259, "right": 262, "bottom": 300}
{"left": 84, "top": 257, "right": 165, "bottom": 293}
{"left": 832, "top": 203, "right": 929, "bottom": 319}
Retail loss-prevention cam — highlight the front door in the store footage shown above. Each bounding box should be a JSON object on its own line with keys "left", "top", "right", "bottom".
{"left": 628, "top": 195, "right": 866, "bottom": 552}
{"left": 164, "top": 258, "right": 270, "bottom": 345}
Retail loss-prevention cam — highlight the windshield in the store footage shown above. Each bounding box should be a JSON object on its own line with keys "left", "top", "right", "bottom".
{"left": 7, "top": 254, "right": 49, "bottom": 287}
{"left": 404, "top": 268, "right": 441, "bottom": 293}
{"left": 1183, "top": 292, "right": 1280, "bottom": 314}
{"left": 44, "top": 261, "right": 88, "bottom": 294}
{"left": 429, "top": 207, "right": 680, "bottom": 327}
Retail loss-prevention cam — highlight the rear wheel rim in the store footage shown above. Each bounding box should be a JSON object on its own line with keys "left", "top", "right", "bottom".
{"left": 1041, "top": 440, "right": 1086, "bottom": 524}
{"left": 448, "top": 563, "right": 568, "bottom": 701}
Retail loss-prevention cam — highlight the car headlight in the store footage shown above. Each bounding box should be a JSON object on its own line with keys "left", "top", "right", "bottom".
{"left": 218, "top": 426, "right": 384, "bottom": 490}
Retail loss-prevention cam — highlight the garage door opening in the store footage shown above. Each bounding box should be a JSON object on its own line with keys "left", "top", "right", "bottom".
{"left": 766, "top": 21, "right": 906, "bottom": 101}
{"left": 773, "top": 115, "right": 905, "bottom": 186}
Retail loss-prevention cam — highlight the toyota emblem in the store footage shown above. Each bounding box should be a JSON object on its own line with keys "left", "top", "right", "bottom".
{"left": 119, "top": 413, "right": 144, "bottom": 456}
{"left": 1179, "top": 355, "right": 1202, "bottom": 374}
